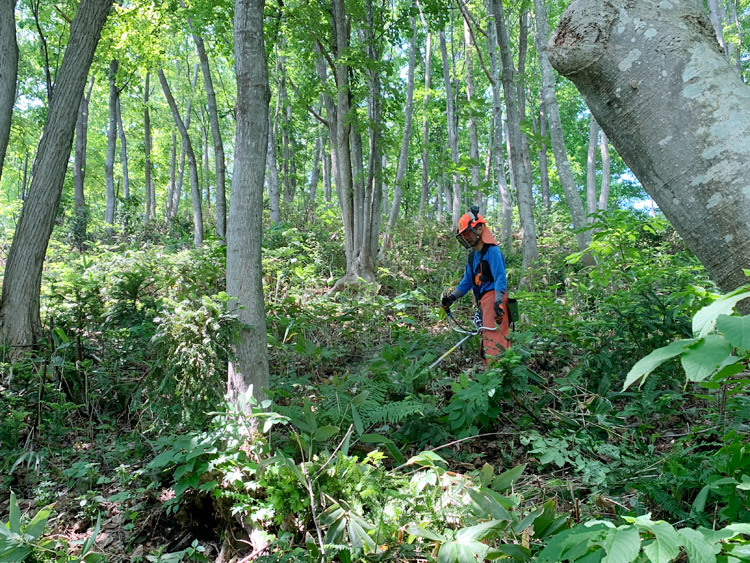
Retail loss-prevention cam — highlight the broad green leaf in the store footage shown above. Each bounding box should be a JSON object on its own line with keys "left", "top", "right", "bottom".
{"left": 456, "top": 520, "right": 504, "bottom": 542}
{"left": 0, "top": 546, "right": 31, "bottom": 563}
{"left": 351, "top": 404, "right": 364, "bottom": 436}
{"left": 24, "top": 504, "right": 54, "bottom": 539}
{"left": 724, "top": 523, "right": 750, "bottom": 537}
{"left": 680, "top": 335, "right": 733, "bottom": 383}
{"left": 491, "top": 464, "right": 526, "bottom": 491}
{"left": 468, "top": 488, "right": 513, "bottom": 521}
{"left": 439, "top": 539, "right": 488, "bottom": 563}
{"left": 406, "top": 450, "right": 447, "bottom": 467}
{"left": 347, "top": 519, "right": 376, "bottom": 553}
{"left": 488, "top": 543, "right": 531, "bottom": 561}
{"left": 623, "top": 339, "right": 696, "bottom": 390}
{"left": 693, "top": 287, "right": 750, "bottom": 337}
{"left": 716, "top": 314, "right": 750, "bottom": 351}
{"left": 692, "top": 484, "right": 710, "bottom": 513}
{"left": 313, "top": 425, "right": 339, "bottom": 442}
{"left": 359, "top": 434, "right": 405, "bottom": 464}
{"left": 677, "top": 528, "right": 720, "bottom": 563}
{"left": 405, "top": 524, "right": 444, "bottom": 542}
{"left": 637, "top": 520, "right": 681, "bottom": 563}
{"left": 147, "top": 450, "right": 176, "bottom": 469}
{"left": 8, "top": 492, "right": 20, "bottom": 534}
{"left": 599, "top": 526, "right": 640, "bottom": 563}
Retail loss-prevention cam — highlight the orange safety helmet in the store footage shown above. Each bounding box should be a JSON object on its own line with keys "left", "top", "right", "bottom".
{"left": 456, "top": 207, "right": 486, "bottom": 248}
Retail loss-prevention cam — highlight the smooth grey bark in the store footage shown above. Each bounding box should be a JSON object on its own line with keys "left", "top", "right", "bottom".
{"left": 533, "top": 0, "right": 592, "bottom": 253}
{"left": 486, "top": 0, "right": 513, "bottom": 253}
{"left": 439, "top": 31, "right": 461, "bottom": 228}
{"left": 144, "top": 72, "right": 154, "bottom": 222}
{"left": 517, "top": 10, "right": 534, "bottom": 183}
{"left": 492, "top": 0, "right": 539, "bottom": 269}
{"left": 158, "top": 68, "right": 204, "bottom": 248}
{"left": 549, "top": 0, "right": 750, "bottom": 295}
{"left": 463, "top": 18, "right": 480, "bottom": 194}
{"left": 538, "top": 94, "right": 551, "bottom": 210}
{"left": 382, "top": 17, "right": 417, "bottom": 251}
{"left": 73, "top": 76, "right": 94, "bottom": 243}
{"left": 165, "top": 130, "right": 176, "bottom": 218}
{"left": 105, "top": 59, "right": 118, "bottom": 224}
{"left": 308, "top": 130, "right": 322, "bottom": 206}
{"left": 267, "top": 110, "right": 280, "bottom": 224}
{"left": 0, "top": 0, "right": 113, "bottom": 348}
{"left": 227, "top": 0, "right": 270, "bottom": 405}
{"left": 586, "top": 116, "right": 599, "bottom": 221}
{"left": 116, "top": 96, "right": 130, "bottom": 200}
{"left": 419, "top": 31, "right": 432, "bottom": 216}
{"left": 0, "top": 0, "right": 18, "bottom": 183}
{"left": 170, "top": 64, "right": 199, "bottom": 218}
{"left": 598, "top": 128, "right": 610, "bottom": 211}
{"left": 323, "top": 135, "right": 332, "bottom": 202}
{"left": 184, "top": 4, "right": 227, "bottom": 238}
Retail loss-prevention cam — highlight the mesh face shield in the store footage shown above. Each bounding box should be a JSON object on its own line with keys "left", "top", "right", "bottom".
{"left": 455, "top": 229, "right": 474, "bottom": 249}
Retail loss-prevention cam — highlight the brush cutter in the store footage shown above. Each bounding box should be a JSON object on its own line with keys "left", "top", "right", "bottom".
{"left": 429, "top": 308, "right": 497, "bottom": 369}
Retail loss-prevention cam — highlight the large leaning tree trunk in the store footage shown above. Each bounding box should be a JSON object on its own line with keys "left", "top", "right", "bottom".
{"left": 0, "top": 0, "right": 18, "bottom": 182}
{"left": 227, "top": 0, "right": 270, "bottom": 406}
{"left": 548, "top": 0, "right": 750, "bottom": 296}
{"left": 0, "top": 0, "right": 113, "bottom": 349}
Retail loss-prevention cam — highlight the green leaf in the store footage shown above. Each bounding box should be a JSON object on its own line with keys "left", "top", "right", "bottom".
{"left": 456, "top": 520, "right": 505, "bottom": 542}
{"left": 148, "top": 450, "right": 177, "bottom": 469}
{"left": 313, "top": 425, "right": 339, "bottom": 442}
{"left": 680, "top": 335, "right": 733, "bottom": 383}
{"left": 8, "top": 492, "right": 20, "bottom": 534}
{"left": 599, "top": 526, "right": 640, "bottom": 563}
{"left": 677, "top": 528, "right": 720, "bottom": 563}
{"left": 622, "top": 339, "right": 696, "bottom": 390}
{"left": 24, "top": 504, "right": 54, "bottom": 539}
{"left": 634, "top": 518, "right": 681, "bottom": 563}
{"left": 351, "top": 404, "right": 364, "bottom": 436}
{"left": 693, "top": 287, "right": 750, "bottom": 337}
{"left": 468, "top": 488, "right": 513, "bottom": 522}
{"left": 489, "top": 543, "right": 531, "bottom": 561}
{"left": 692, "top": 485, "right": 710, "bottom": 514}
{"left": 405, "top": 524, "right": 444, "bottom": 542}
{"left": 491, "top": 464, "right": 526, "bottom": 492}
{"left": 359, "top": 434, "right": 404, "bottom": 464}
{"left": 716, "top": 314, "right": 750, "bottom": 351}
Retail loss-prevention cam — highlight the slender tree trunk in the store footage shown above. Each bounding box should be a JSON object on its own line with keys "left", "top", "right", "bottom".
{"left": 549, "top": 0, "right": 750, "bottom": 294}
{"left": 144, "top": 72, "right": 154, "bottom": 222}
{"left": 158, "top": 68, "right": 204, "bottom": 248}
{"left": 165, "top": 129, "right": 176, "bottom": 218}
{"left": 105, "top": 59, "right": 118, "bottom": 224}
{"left": 533, "top": 0, "right": 592, "bottom": 255}
{"left": 440, "top": 31, "right": 461, "bottom": 228}
{"left": 323, "top": 135, "right": 332, "bottom": 203}
{"left": 463, "top": 18, "right": 480, "bottom": 195}
{"left": 0, "top": 0, "right": 18, "bottom": 183}
{"left": 267, "top": 111, "right": 280, "bottom": 224}
{"left": 308, "top": 131, "right": 322, "bottom": 207}
{"left": 73, "top": 76, "right": 94, "bottom": 247}
{"left": 227, "top": 0, "right": 270, "bottom": 406}
{"left": 382, "top": 17, "right": 417, "bottom": 251}
{"left": 419, "top": 31, "right": 432, "bottom": 216}
{"left": 0, "top": 0, "right": 113, "bottom": 348}
{"left": 598, "top": 129, "right": 610, "bottom": 211}
{"left": 171, "top": 64, "right": 199, "bottom": 218}
{"left": 538, "top": 93, "right": 550, "bottom": 210}
{"left": 492, "top": 0, "right": 538, "bottom": 269}
{"left": 486, "top": 0, "right": 513, "bottom": 253}
{"left": 116, "top": 95, "right": 130, "bottom": 200}
{"left": 185, "top": 5, "right": 227, "bottom": 238}
{"left": 201, "top": 109, "right": 210, "bottom": 207}
{"left": 586, "top": 115, "right": 599, "bottom": 221}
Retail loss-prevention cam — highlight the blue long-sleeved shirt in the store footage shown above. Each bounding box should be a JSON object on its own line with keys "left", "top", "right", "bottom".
{"left": 454, "top": 244, "right": 507, "bottom": 302}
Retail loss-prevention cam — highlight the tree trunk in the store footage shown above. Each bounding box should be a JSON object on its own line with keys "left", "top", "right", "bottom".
{"left": 116, "top": 95, "right": 130, "bottom": 200}
{"left": 492, "top": 0, "right": 538, "bottom": 269}
{"left": 586, "top": 115, "right": 599, "bottom": 221}
{"left": 549, "top": 0, "right": 750, "bottom": 295}
{"left": 538, "top": 93, "right": 550, "bottom": 211}
{"left": 419, "top": 30, "right": 432, "bottom": 216}
{"left": 533, "top": 0, "right": 592, "bottom": 254}
{"left": 228, "top": 0, "right": 270, "bottom": 405}
{"left": 170, "top": 64, "right": 198, "bottom": 218}
{"left": 0, "top": 0, "right": 18, "bottom": 183}
{"left": 105, "top": 59, "right": 118, "bottom": 224}
{"left": 308, "top": 130, "right": 322, "bottom": 207}
{"left": 267, "top": 111, "right": 280, "bottom": 224}
{"left": 165, "top": 129, "right": 176, "bottom": 218}
{"left": 598, "top": 128, "right": 610, "bottom": 211}
{"left": 323, "top": 135, "right": 332, "bottom": 203}
{"left": 382, "top": 17, "right": 416, "bottom": 251}
{"left": 73, "top": 76, "right": 94, "bottom": 248}
{"left": 439, "top": 31, "right": 461, "bottom": 229}
{"left": 463, "top": 18, "right": 480, "bottom": 195}
{"left": 144, "top": 72, "right": 154, "bottom": 222}
{"left": 185, "top": 6, "right": 227, "bottom": 239}
{"left": 486, "top": 0, "right": 513, "bottom": 253}
{"left": 158, "top": 68, "right": 204, "bottom": 248}
{"left": 0, "top": 0, "right": 113, "bottom": 349}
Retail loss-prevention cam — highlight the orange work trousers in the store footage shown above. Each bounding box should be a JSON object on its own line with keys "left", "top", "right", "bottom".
{"left": 479, "top": 290, "right": 510, "bottom": 363}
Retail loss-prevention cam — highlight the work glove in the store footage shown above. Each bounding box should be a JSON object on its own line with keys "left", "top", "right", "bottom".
{"left": 494, "top": 301, "right": 504, "bottom": 323}
{"left": 441, "top": 293, "right": 457, "bottom": 311}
